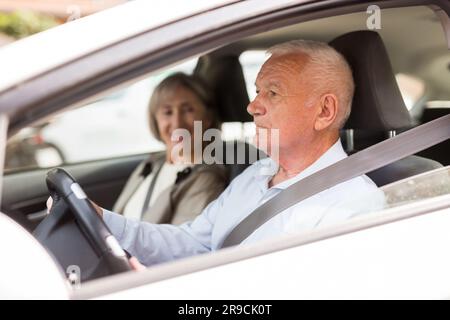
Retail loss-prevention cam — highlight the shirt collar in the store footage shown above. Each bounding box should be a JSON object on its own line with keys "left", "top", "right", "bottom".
{"left": 256, "top": 139, "right": 348, "bottom": 191}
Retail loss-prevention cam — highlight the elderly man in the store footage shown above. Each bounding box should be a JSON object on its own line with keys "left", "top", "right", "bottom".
{"left": 96, "top": 40, "right": 383, "bottom": 266}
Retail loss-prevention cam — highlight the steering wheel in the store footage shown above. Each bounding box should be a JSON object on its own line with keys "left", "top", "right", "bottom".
{"left": 33, "top": 168, "right": 132, "bottom": 283}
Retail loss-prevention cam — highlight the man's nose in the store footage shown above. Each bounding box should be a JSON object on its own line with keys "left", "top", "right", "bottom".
{"left": 247, "top": 96, "right": 266, "bottom": 117}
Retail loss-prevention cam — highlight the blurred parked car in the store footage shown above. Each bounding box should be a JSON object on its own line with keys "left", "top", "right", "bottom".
{"left": 5, "top": 122, "right": 64, "bottom": 171}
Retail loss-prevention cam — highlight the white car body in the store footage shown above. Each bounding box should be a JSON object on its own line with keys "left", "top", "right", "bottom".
{"left": 0, "top": 214, "right": 69, "bottom": 299}
{"left": 97, "top": 203, "right": 450, "bottom": 300}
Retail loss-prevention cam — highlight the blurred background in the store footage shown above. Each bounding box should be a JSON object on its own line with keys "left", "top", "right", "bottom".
{"left": 0, "top": 0, "right": 258, "bottom": 172}
{"left": 0, "top": 0, "right": 126, "bottom": 46}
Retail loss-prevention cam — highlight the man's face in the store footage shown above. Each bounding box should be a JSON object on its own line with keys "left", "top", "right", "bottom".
{"left": 247, "top": 53, "right": 318, "bottom": 155}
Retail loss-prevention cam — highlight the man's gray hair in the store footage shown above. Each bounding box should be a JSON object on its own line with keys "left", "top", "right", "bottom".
{"left": 268, "top": 40, "right": 354, "bottom": 129}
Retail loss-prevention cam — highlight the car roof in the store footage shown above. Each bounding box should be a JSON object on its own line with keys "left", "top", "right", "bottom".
{"left": 0, "top": 0, "right": 234, "bottom": 92}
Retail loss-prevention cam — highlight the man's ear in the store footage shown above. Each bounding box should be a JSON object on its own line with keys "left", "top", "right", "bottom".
{"left": 314, "top": 94, "right": 338, "bottom": 131}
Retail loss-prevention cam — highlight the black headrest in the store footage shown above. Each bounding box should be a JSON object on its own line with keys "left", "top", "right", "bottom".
{"left": 194, "top": 54, "right": 252, "bottom": 123}
{"left": 329, "top": 31, "right": 412, "bottom": 131}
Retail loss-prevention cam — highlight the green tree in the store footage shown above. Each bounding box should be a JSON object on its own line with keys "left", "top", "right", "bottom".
{"left": 0, "top": 11, "right": 59, "bottom": 39}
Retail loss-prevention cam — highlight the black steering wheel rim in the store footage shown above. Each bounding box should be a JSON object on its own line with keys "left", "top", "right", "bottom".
{"left": 39, "top": 168, "right": 132, "bottom": 280}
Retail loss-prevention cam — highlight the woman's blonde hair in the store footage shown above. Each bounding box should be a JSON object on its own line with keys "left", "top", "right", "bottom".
{"left": 148, "top": 72, "right": 219, "bottom": 141}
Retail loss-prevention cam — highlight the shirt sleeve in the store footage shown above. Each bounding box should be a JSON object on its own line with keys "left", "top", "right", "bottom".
{"left": 102, "top": 188, "right": 228, "bottom": 266}
{"left": 102, "top": 163, "right": 254, "bottom": 266}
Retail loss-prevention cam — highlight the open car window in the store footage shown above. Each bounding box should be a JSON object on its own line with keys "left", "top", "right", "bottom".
{"left": 3, "top": 58, "right": 199, "bottom": 172}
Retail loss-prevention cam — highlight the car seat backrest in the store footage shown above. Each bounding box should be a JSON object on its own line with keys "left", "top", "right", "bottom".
{"left": 219, "top": 140, "right": 267, "bottom": 182}
{"left": 195, "top": 53, "right": 261, "bottom": 183}
{"left": 416, "top": 106, "right": 450, "bottom": 165}
{"left": 330, "top": 31, "right": 413, "bottom": 132}
{"left": 330, "top": 31, "right": 442, "bottom": 186}
{"left": 194, "top": 53, "right": 252, "bottom": 123}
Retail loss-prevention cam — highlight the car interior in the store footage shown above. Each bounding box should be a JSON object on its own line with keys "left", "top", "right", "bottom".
{"left": 193, "top": 6, "right": 449, "bottom": 185}
{"left": 0, "top": 4, "right": 449, "bottom": 282}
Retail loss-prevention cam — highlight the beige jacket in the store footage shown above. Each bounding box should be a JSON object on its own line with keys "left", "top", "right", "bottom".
{"left": 113, "top": 152, "right": 228, "bottom": 225}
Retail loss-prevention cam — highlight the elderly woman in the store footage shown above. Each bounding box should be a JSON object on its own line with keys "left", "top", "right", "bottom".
{"left": 113, "top": 72, "right": 227, "bottom": 225}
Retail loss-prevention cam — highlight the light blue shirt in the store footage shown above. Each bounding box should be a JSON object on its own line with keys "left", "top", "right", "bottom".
{"left": 104, "top": 139, "right": 385, "bottom": 266}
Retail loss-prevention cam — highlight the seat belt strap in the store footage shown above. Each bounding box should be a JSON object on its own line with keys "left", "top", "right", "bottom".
{"left": 140, "top": 161, "right": 164, "bottom": 217}
{"left": 221, "top": 114, "right": 450, "bottom": 248}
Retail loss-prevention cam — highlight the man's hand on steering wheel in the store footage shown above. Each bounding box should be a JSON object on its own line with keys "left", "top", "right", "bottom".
{"left": 44, "top": 169, "right": 144, "bottom": 273}
{"left": 47, "top": 196, "right": 103, "bottom": 217}
{"left": 46, "top": 195, "right": 144, "bottom": 271}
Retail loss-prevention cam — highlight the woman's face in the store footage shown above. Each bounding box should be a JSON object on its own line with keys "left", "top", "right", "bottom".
{"left": 155, "top": 85, "right": 212, "bottom": 160}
